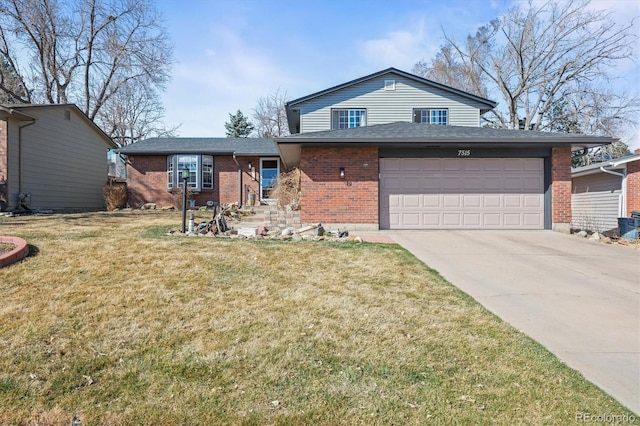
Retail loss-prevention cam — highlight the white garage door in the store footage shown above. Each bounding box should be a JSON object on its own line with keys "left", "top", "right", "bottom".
{"left": 380, "top": 158, "right": 544, "bottom": 229}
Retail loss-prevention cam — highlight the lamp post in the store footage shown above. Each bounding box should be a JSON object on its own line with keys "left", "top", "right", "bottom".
{"left": 181, "top": 167, "right": 190, "bottom": 233}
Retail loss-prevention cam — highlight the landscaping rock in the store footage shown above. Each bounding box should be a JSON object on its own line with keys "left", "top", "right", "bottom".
{"left": 142, "top": 203, "right": 156, "bottom": 210}
{"left": 589, "top": 232, "right": 601, "bottom": 241}
{"left": 315, "top": 225, "right": 325, "bottom": 237}
{"left": 281, "top": 228, "right": 292, "bottom": 236}
{"left": 602, "top": 236, "right": 612, "bottom": 244}
{"left": 292, "top": 234, "right": 303, "bottom": 241}
{"left": 576, "top": 230, "right": 588, "bottom": 238}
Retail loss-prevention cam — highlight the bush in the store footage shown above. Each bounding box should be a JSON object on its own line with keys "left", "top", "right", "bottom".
{"left": 270, "top": 168, "right": 301, "bottom": 210}
{"left": 103, "top": 181, "right": 128, "bottom": 211}
{"left": 170, "top": 185, "right": 194, "bottom": 209}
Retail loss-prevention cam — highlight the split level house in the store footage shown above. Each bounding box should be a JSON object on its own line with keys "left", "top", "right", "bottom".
{"left": 0, "top": 104, "right": 117, "bottom": 212}
{"left": 118, "top": 67, "right": 618, "bottom": 232}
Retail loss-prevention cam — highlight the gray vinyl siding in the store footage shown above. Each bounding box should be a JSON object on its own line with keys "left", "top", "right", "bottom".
{"left": 297, "top": 75, "right": 482, "bottom": 133}
{"left": 572, "top": 172, "right": 622, "bottom": 233}
{"left": 5, "top": 120, "right": 20, "bottom": 209}
{"left": 12, "top": 108, "right": 112, "bottom": 210}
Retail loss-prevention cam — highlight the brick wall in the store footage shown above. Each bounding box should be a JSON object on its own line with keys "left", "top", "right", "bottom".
{"left": 299, "top": 147, "right": 379, "bottom": 224}
{"left": 0, "top": 120, "right": 6, "bottom": 184}
{"left": 626, "top": 158, "right": 640, "bottom": 216}
{"left": 127, "top": 155, "right": 174, "bottom": 208}
{"left": 551, "top": 147, "right": 572, "bottom": 227}
{"left": 126, "top": 154, "right": 261, "bottom": 209}
{"left": 217, "top": 156, "right": 261, "bottom": 206}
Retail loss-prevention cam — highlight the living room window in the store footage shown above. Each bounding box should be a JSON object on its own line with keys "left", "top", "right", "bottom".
{"left": 414, "top": 109, "right": 448, "bottom": 125}
{"left": 332, "top": 109, "right": 367, "bottom": 129}
{"left": 167, "top": 154, "right": 214, "bottom": 191}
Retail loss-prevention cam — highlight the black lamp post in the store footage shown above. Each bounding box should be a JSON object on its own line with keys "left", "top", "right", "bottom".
{"left": 181, "top": 167, "right": 190, "bottom": 233}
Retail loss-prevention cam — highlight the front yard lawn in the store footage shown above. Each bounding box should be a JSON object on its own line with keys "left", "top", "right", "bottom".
{"left": 0, "top": 211, "right": 633, "bottom": 424}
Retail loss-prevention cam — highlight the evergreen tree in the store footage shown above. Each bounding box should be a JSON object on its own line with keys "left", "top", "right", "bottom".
{"left": 225, "top": 110, "right": 254, "bottom": 138}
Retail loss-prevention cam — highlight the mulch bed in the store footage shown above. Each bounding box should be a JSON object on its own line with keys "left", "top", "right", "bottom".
{"left": 0, "top": 242, "right": 15, "bottom": 255}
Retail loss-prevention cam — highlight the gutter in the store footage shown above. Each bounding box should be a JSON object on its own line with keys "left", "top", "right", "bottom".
{"left": 600, "top": 165, "right": 627, "bottom": 217}
{"left": 232, "top": 152, "right": 242, "bottom": 207}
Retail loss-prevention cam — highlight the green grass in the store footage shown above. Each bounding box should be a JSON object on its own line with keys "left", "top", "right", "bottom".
{"left": 0, "top": 211, "right": 634, "bottom": 425}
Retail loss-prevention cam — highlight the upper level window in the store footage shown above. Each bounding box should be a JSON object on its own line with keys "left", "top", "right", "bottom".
{"left": 414, "top": 109, "right": 448, "bottom": 125}
{"left": 332, "top": 109, "right": 366, "bottom": 129}
{"left": 167, "top": 154, "right": 214, "bottom": 191}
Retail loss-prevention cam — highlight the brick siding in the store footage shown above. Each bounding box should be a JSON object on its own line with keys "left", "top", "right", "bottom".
{"left": 551, "top": 147, "right": 572, "bottom": 225}
{"left": 126, "top": 154, "right": 261, "bottom": 209}
{"left": 0, "top": 120, "right": 6, "bottom": 184}
{"left": 626, "top": 158, "right": 640, "bottom": 216}
{"left": 299, "top": 147, "right": 379, "bottom": 224}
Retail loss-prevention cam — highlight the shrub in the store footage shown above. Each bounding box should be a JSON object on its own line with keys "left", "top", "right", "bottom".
{"left": 103, "top": 181, "right": 128, "bottom": 211}
{"left": 270, "top": 168, "right": 301, "bottom": 210}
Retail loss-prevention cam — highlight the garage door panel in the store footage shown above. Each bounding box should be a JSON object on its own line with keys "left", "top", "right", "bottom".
{"left": 523, "top": 158, "right": 543, "bottom": 171}
{"left": 483, "top": 213, "right": 501, "bottom": 226}
{"left": 443, "top": 213, "right": 461, "bottom": 226}
{"left": 443, "top": 195, "right": 462, "bottom": 207}
{"left": 423, "top": 159, "right": 442, "bottom": 171}
{"left": 423, "top": 213, "right": 440, "bottom": 226}
{"left": 523, "top": 176, "right": 543, "bottom": 191}
{"left": 504, "top": 213, "right": 522, "bottom": 226}
{"left": 423, "top": 195, "right": 441, "bottom": 207}
{"left": 402, "top": 158, "right": 423, "bottom": 171}
{"left": 402, "top": 195, "right": 421, "bottom": 207}
{"left": 380, "top": 158, "right": 544, "bottom": 230}
{"left": 463, "top": 213, "right": 481, "bottom": 226}
{"left": 463, "top": 195, "right": 482, "bottom": 207}
{"left": 524, "top": 194, "right": 543, "bottom": 208}
{"left": 524, "top": 213, "right": 543, "bottom": 226}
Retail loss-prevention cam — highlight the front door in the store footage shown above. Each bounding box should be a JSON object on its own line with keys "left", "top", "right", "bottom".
{"left": 260, "top": 158, "right": 280, "bottom": 201}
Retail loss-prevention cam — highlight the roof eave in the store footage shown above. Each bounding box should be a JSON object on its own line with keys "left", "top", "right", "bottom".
{"left": 275, "top": 137, "right": 612, "bottom": 149}
{"left": 286, "top": 67, "right": 497, "bottom": 110}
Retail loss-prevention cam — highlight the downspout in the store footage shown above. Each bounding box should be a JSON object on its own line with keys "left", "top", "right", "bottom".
{"left": 232, "top": 152, "right": 242, "bottom": 207}
{"left": 600, "top": 165, "right": 626, "bottom": 217}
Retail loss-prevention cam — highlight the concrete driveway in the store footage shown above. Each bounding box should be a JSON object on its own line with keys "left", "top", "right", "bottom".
{"left": 387, "top": 230, "right": 639, "bottom": 414}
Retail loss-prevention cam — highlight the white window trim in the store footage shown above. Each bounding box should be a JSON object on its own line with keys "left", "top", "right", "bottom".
{"left": 331, "top": 108, "right": 367, "bottom": 130}
{"left": 413, "top": 108, "right": 448, "bottom": 125}
{"left": 167, "top": 154, "right": 214, "bottom": 191}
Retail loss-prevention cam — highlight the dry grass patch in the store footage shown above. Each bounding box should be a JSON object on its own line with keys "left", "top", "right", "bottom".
{"left": 0, "top": 211, "right": 633, "bottom": 424}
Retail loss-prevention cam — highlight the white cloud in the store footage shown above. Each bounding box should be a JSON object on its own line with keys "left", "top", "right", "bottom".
{"left": 162, "top": 27, "right": 296, "bottom": 136}
{"left": 358, "top": 25, "right": 432, "bottom": 71}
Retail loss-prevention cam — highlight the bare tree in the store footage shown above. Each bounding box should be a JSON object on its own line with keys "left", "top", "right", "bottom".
{"left": 0, "top": 0, "right": 173, "bottom": 145}
{"left": 413, "top": 44, "right": 488, "bottom": 98}
{"left": 415, "top": 0, "right": 638, "bottom": 136}
{"left": 252, "top": 89, "right": 290, "bottom": 137}
{"left": 97, "top": 80, "right": 178, "bottom": 146}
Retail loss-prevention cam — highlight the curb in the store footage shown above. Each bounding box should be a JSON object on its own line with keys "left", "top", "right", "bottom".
{"left": 0, "top": 236, "right": 29, "bottom": 268}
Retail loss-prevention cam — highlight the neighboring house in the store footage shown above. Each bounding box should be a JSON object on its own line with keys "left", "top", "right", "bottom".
{"left": 274, "top": 67, "right": 615, "bottom": 231}
{"left": 0, "top": 104, "right": 117, "bottom": 212}
{"left": 117, "top": 138, "right": 279, "bottom": 208}
{"left": 118, "top": 67, "right": 616, "bottom": 231}
{"left": 571, "top": 151, "right": 640, "bottom": 233}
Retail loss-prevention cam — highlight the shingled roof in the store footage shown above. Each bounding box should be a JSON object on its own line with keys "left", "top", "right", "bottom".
{"left": 279, "top": 122, "right": 616, "bottom": 144}
{"left": 274, "top": 122, "right": 617, "bottom": 169}
{"left": 116, "top": 137, "right": 279, "bottom": 156}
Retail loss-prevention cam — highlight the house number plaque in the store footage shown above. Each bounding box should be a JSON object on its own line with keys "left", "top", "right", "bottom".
{"left": 457, "top": 150, "right": 471, "bottom": 156}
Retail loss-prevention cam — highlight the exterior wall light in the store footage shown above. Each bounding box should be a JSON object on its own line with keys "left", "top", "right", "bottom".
{"left": 181, "top": 167, "right": 190, "bottom": 233}
{"left": 339, "top": 167, "right": 345, "bottom": 179}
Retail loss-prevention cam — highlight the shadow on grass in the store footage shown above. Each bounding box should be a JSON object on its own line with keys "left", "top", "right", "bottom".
{"left": 26, "top": 244, "right": 39, "bottom": 258}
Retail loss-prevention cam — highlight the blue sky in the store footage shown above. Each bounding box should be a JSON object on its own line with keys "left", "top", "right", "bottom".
{"left": 156, "top": 0, "right": 640, "bottom": 148}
